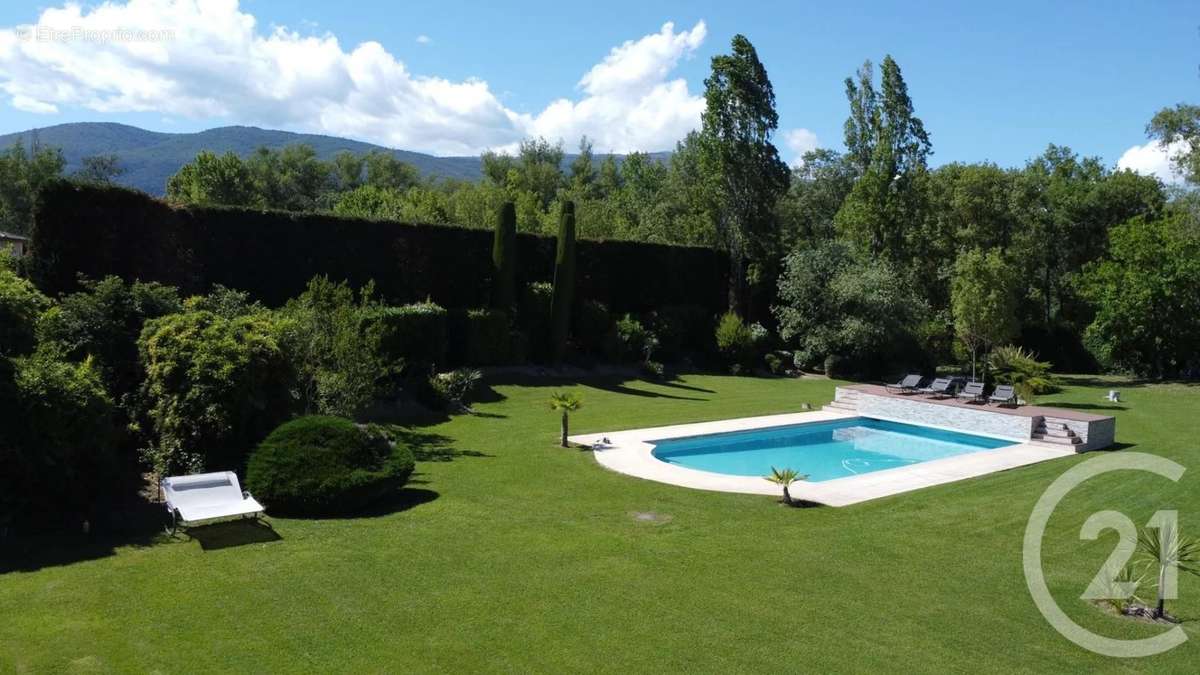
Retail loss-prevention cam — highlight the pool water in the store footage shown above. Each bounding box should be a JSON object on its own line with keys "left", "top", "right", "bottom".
{"left": 650, "top": 417, "right": 1015, "bottom": 482}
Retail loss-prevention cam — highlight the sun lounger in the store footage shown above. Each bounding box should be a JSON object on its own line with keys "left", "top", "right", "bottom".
{"left": 956, "top": 381, "right": 985, "bottom": 403}
{"left": 885, "top": 374, "right": 924, "bottom": 394}
{"left": 919, "top": 377, "right": 954, "bottom": 398}
{"left": 989, "top": 384, "right": 1017, "bottom": 406}
{"left": 161, "top": 471, "right": 265, "bottom": 533}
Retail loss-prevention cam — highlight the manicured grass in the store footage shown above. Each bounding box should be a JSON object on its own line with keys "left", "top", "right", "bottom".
{"left": 2, "top": 373, "right": 1198, "bottom": 672}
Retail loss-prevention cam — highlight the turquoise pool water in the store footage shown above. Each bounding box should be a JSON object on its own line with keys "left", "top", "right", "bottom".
{"left": 650, "top": 417, "right": 1015, "bottom": 482}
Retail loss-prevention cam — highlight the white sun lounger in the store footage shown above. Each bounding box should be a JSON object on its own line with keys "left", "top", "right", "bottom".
{"left": 161, "top": 471, "right": 265, "bottom": 533}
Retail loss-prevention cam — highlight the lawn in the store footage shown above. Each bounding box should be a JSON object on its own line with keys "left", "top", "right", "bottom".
{"left": 2, "top": 373, "right": 1198, "bottom": 672}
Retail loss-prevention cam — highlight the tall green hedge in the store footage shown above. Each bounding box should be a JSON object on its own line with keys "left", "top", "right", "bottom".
{"left": 30, "top": 182, "right": 728, "bottom": 318}
{"left": 549, "top": 201, "right": 577, "bottom": 364}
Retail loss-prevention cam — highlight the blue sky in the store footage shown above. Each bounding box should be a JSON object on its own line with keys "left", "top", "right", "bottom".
{"left": 0, "top": 0, "right": 1196, "bottom": 177}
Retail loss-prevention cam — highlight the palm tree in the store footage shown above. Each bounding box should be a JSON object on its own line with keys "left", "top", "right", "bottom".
{"left": 1136, "top": 522, "right": 1200, "bottom": 618}
{"left": 764, "top": 467, "right": 807, "bottom": 505}
{"left": 549, "top": 392, "right": 582, "bottom": 447}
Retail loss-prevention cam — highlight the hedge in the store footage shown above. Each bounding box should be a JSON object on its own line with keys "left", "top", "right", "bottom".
{"left": 30, "top": 182, "right": 729, "bottom": 319}
{"left": 362, "top": 301, "right": 448, "bottom": 371}
{"left": 447, "top": 308, "right": 513, "bottom": 366}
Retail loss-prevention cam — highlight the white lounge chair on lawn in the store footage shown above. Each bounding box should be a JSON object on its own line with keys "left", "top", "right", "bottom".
{"left": 161, "top": 471, "right": 265, "bottom": 534}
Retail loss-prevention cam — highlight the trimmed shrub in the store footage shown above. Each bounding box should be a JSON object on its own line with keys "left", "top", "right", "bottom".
{"left": 492, "top": 201, "right": 517, "bottom": 309}
{"left": 715, "top": 311, "right": 753, "bottom": 370}
{"left": 448, "top": 308, "right": 512, "bottom": 366}
{"left": 549, "top": 201, "right": 577, "bottom": 363}
{"left": 364, "top": 301, "right": 448, "bottom": 371}
{"left": 245, "top": 416, "right": 415, "bottom": 516}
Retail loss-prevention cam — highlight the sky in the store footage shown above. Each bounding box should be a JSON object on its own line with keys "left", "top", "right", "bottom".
{"left": 0, "top": 0, "right": 1196, "bottom": 181}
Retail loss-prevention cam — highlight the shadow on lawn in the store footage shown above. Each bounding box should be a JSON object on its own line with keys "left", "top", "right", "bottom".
{"left": 384, "top": 428, "right": 492, "bottom": 462}
{"left": 1038, "top": 401, "right": 1129, "bottom": 412}
{"left": 184, "top": 519, "right": 281, "bottom": 551}
{"left": 0, "top": 500, "right": 165, "bottom": 573}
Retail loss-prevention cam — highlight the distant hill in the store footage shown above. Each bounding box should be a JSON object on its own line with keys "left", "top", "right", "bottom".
{"left": 0, "top": 122, "right": 671, "bottom": 196}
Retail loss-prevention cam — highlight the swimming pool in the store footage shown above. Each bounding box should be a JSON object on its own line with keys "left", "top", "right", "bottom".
{"left": 650, "top": 417, "right": 1015, "bottom": 482}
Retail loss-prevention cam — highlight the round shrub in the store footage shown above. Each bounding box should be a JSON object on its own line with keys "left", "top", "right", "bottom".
{"left": 246, "top": 416, "right": 415, "bottom": 516}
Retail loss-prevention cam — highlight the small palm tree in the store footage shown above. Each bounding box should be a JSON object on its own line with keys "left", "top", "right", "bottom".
{"left": 1136, "top": 522, "right": 1200, "bottom": 619}
{"left": 765, "top": 467, "right": 807, "bottom": 505}
{"left": 549, "top": 392, "right": 583, "bottom": 447}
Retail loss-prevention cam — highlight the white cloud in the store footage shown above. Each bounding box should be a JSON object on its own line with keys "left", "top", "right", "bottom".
{"left": 1116, "top": 140, "right": 1187, "bottom": 184}
{"left": 0, "top": 1, "right": 709, "bottom": 156}
{"left": 783, "top": 128, "right": 819, "bottom": 164}
{"left": 415, "top": 35, "right": 431, "bottom": 45}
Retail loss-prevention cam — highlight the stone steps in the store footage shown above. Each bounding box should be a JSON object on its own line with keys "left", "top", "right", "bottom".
{"left": 823, "top": 401, "right": 858, "bottom": 413}
{"left": 823, "top": 390, "right": 860, "bottom": 413}
{"left": 1033, "top": 417, "right": 1082, "bottom": 446}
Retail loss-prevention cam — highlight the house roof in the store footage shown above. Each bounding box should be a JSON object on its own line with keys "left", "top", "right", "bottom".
{"left": 0, "top": 231, "right": 30, "bottom": 241}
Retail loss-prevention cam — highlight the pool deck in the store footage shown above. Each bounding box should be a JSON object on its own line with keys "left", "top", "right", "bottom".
{"left": 840, "top": 384, "right": 1111, "bottom": 421}
{"left": 570, "top": 409, "right": 1078, "bottom": 507}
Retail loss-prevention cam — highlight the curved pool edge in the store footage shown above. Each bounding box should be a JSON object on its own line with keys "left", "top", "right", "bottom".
{"left": 569, "top": 410, "right": 1077, "bottom": 507}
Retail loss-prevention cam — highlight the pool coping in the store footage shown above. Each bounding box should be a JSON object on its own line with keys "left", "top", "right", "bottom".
{"left": 569, "top": 411, "right": 1078, "bottom": 507}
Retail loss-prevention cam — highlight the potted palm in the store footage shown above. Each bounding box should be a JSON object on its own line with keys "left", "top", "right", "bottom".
{"left": 549, "top": 392, "right": 582, "bottom": 448}
{"left": 765, "top": 467, "right": 807, "bottom": 506}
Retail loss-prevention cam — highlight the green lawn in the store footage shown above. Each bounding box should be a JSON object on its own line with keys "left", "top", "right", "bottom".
{"left": 2, "top": 373, "right": 1198, "bottom": 672}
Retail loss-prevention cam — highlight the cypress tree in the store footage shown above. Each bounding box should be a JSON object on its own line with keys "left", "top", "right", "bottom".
{"left": 549, "top": 201, "right": 577, "bottom": 364}
{"left": 491, "top": 201, "right": 517, "bottom": 309}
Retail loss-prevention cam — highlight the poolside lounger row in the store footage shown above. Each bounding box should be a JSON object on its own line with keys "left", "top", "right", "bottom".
{"left": 883, "top": 375, "right": 1020, "bottom": 406}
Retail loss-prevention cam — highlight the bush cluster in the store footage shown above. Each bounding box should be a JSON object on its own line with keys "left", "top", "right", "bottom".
{"left": 245, "top": 416, "right": 415, "bottom": 516}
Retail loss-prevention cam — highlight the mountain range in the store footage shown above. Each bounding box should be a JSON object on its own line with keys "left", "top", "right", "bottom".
{"left": 0, "top": 122, "right": 669, "bottom": 197}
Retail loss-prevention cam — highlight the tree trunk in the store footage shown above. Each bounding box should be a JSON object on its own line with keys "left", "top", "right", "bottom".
{"left": 728, "top": 250, "right": 743, "bottom": 316}
{"left": 560, "top": 411, "right": 569, "bottom": 448}
{"left": 782, "top": 485, "right": 792, "bottom": 505}
{"left": 1156, "top": 564, "right": 1168, "bottom": 617}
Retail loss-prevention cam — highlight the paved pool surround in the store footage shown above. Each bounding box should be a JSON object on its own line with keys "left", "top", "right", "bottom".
{"left": 834, "top": 384, "right": 1116, "bottom": 452}
{"left": 573, "top": 385, "right": 1115, "bottom": 506}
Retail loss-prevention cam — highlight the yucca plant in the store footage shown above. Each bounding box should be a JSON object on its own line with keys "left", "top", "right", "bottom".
{"left": 1136, "top": 522, "right": 1200, "bottom": 619}
{"left": 1098, "top": 564, "right": 1146, "bottom": 614}
{"left": 988, "top": 345, "right": 1054, "bottom": 402}
{"left": 549, "top": 392, "right": 582, "bottom": 447}
{"left": 764, "top": 467, "right": 807, "bottom": 505}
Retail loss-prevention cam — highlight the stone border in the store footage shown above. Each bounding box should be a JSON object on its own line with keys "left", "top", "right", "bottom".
{"left": 570, "top": 411, "right": 1078, "bottom": 507}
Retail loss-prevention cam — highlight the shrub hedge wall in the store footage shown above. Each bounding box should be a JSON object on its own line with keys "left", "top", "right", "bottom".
{"left": 30, "top": 182, "right": 729, "bottom": 318}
